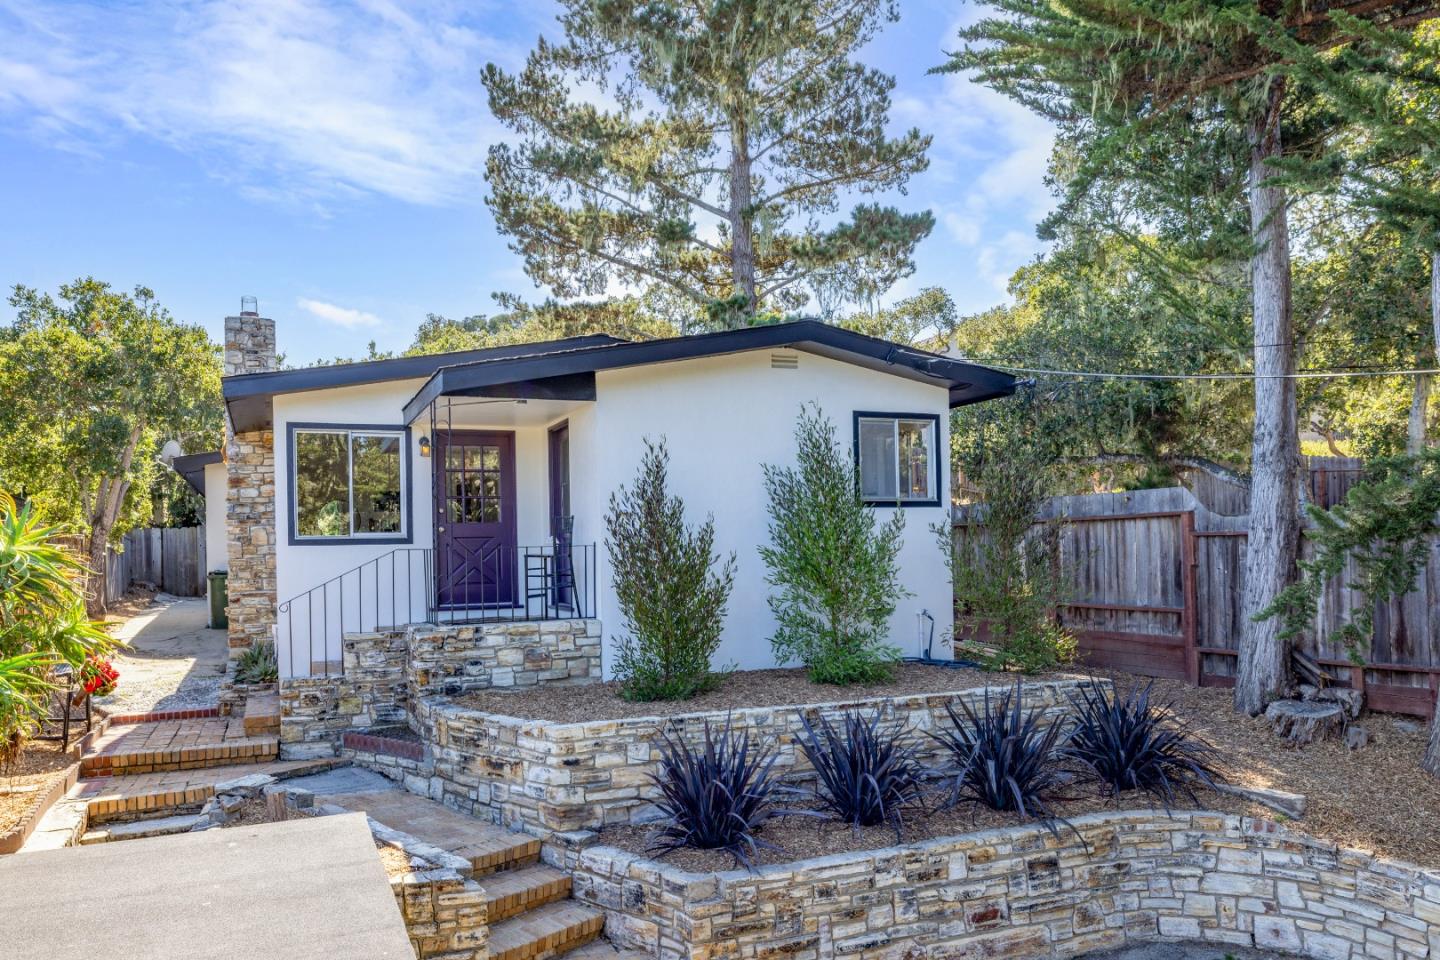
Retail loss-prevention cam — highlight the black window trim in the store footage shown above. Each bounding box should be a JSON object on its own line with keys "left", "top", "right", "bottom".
{"left": 852, "top": 411, "right": 943, "bottom": 508}
{"left": 286, "top": 421, "right": 414, "bottom": 546}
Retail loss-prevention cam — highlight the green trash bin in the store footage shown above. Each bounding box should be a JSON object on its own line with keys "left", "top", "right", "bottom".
{"left": 207, "top": 570, "right": 229, "bottom": 629}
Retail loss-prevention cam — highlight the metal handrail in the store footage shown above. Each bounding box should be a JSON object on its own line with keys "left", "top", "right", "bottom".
{"left": 275, "top": 544, "right": 596, "bottom": 678}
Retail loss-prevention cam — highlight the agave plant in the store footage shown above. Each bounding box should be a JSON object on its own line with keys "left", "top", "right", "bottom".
{"left": 1064, "top": 678, "right": 1224, "bottom": 808}
{"left": 234, "top": 640, "right": 280, "bottom": 684}
{"left": 931, "top": 681, "right": 1072, "bottom": 820}
{"left": 797, "top": 709, "right": 926, "bottom": 837}
{"left": 647, "top": 716, "right": 794, "bottom": 869}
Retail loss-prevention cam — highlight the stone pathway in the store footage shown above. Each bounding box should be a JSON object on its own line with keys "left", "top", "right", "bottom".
{"left": 94, "top": 596, "right": 228, "bottom": 715}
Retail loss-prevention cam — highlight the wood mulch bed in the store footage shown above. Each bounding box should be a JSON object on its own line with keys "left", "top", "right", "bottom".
{"left": 600, "top": 781, "right": 1258, "bottom": 873}
{"left": 0, "top": 741, "right": 76, "bottom": 837}
{"left": 1128, "top": 675, "right": 1440, "bottom": 865}
{"left": 454, "top": 663, "right": 1078, "bottom": 723}
{"left": 598, "top": 671, "right": 1440, "bottom": 870}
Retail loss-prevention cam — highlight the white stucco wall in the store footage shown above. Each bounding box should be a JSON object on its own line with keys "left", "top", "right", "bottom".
{"left": 589, "top": 350, "right": 954, "bottom": 674}
{"left": 260, "top": 348, "right": 954, "bottom": 676}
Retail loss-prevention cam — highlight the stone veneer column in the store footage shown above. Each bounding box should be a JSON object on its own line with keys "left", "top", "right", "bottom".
{"left": 225, "top": 311, "right": 278, "bottom": 656}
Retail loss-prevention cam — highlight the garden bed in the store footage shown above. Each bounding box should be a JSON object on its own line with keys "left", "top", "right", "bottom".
{"left": 0, "top": 742, "right": 81, "bottom": 852}
{"left": 596, "top": 783, "right": 1256, "bottom": 872}
{"left": 452, "top": 662, "right": 1079, "bottom": 722}
{"left": 418, "top": 674, "right": 1096, "bottom": 836}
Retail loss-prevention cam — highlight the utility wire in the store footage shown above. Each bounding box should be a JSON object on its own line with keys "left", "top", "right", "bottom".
{"left": 984, "top": 364, "right": 1440, "bottom": 381}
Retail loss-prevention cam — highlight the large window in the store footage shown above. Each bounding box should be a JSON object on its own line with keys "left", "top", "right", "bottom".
{"left": 854, "top": 413, "right": 940, "bottom": 506}
{"left": 290, "top": 425, "right": 408, "bottom": 542}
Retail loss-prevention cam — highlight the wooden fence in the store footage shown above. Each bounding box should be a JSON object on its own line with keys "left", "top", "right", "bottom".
{"left": 954, "top": 483, "right": 1440, "bottom": 719}
{"left": 104, "top": 526, "right": 207, "bottom": 602}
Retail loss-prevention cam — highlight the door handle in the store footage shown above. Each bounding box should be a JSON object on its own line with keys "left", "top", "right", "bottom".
{"left": 438, "top": 526, "right": 446, "bottom": 533}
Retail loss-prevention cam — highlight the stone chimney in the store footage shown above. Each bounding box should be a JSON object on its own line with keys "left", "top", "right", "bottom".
{"left": 224, "top": 302, "right": 277, "bottom": 376}
{"left": 223, "top": 299, "right": 278, "bottom": 672}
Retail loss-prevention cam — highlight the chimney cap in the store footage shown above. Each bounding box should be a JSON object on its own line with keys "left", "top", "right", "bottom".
{"left": 240, "top": 295, "right": 258, "bottom": 316}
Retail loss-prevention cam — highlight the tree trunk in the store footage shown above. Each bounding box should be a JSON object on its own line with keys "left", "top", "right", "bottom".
{"left": 1407, "top": 372, "right": 1430, "bottom": 454}
{"left": 85, "top": 512, "right": 112, "bottom": 619}
{"left": 84, "top": 423, "right": 145, "bottom": 618}
{"left": 1235, "top": 80, "right": 1301, "bottom": 716}
{"left": 1428, "top": 249, "right": 1440, "bottom": 777}
{"left": 727, "top": 116, "right": 757, "bottom": 324}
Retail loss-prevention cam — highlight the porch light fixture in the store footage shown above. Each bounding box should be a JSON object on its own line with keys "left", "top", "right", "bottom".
{"left": 418, "top": 435, "right": 432, "bottom": 458}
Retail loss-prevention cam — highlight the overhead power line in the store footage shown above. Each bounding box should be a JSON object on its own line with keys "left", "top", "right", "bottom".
{"left": 986, "top": 364, "right": 1440, "bottom": 381}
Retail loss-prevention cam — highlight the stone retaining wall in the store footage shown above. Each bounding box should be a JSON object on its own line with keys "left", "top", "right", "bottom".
{"left": 391, "top": 868, "right": 488, "bottom": 960}
{"left": 409, "top": 620, "right": 601, "bottom": 696}
{"left": 279, "top": 620, "right": 600, "bottom": 760}
{"left": 561, "top": 810, "right": 1440, "bottom": 960}
{"left": 414, "top": 679, "right": 1095, "bottom": 838}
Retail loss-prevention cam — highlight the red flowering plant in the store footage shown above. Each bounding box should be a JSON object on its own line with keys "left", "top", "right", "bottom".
{"left": 81, "top": 656, "right": 120, "bottom": 698}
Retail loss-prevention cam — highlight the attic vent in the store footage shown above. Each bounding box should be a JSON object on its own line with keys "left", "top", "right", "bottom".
{"left": 770, "top": 352, "right": 799, "bottom": 369}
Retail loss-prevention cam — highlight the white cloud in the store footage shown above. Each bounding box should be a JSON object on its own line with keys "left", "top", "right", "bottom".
{"left": 298, "top": 297, "right": 383, "bottom": 328}
{"left": 0, "top": 0, "right": 547, "bottom": 206}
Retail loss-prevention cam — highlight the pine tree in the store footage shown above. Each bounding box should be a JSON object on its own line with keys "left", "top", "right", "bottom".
{"left": 940, "top": 0, "right": 1440, "bottom": 716}
{"left": 482, "top": 0, "right": 932, "bottom": 327}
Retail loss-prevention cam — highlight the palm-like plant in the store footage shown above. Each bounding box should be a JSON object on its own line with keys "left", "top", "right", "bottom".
{"left": 0, "top": 492, "right": 115, "bottom": 762}
{"left": 647, "top": 716, "right": 797, "bottom": 869}
{"left": 1063, "top": 679, "right": 1224, "bottom": 809}
{"left": 931, "top": 681, "right": 1072, "bottom": 821}
{"left": 797, "top": 710, "right": 926, "bottom": 838}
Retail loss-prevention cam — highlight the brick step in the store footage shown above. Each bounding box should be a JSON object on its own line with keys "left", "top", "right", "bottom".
{"left": 242, "top": 693, "right": 280, "bottom": 737}
{"left": 563, "top": 941, "right": 652, "bottom": 960}
{"left": 486, "top": 902, "right": 604, "bottom": 960}
{"left": 481, "top": 865, "right": 572, "bottom": 923}
{"left": 322, "top": 787, "right": 541, "bottom": 876}
{"left": 79, "top": 758, "right": 346, "bottom": 822}
{"left": 81, "top": 718, "right": 277, "bottom": 777}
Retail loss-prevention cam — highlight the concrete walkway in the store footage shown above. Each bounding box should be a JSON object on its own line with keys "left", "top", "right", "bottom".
{"left": 96, "top": 596, "right": 228, "bottom": 714}
{"left": 0, "top": 812, "right": 413, "bottom": 960}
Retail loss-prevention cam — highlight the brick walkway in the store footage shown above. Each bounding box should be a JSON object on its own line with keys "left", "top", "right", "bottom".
{"left": 81, "top": 718, "right": 277, "bottom": 776}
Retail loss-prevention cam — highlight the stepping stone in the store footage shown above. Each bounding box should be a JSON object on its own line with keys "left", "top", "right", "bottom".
{"left": 482, "top": 865, "right": 572, "bottom": 923}
{"left": 487, "top": 901, "right": 604, "bottom": 960}
{"left": 81, "top": 718, "right": 277, "bottom": 776}
{"left": 323, "top": 788, "right": 542, "bottom": 875}
{"left": 243, "top": 693, "right": 281, "bottom": 737}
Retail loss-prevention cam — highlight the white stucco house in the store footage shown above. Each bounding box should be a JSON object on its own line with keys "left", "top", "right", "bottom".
{"left": 203, "top": 311, "right": 1015, "bottom": 679}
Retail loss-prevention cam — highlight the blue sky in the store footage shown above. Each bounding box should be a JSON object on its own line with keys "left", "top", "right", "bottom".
{"left": 0, "top": 0, "right": 1055, "bottom": 366}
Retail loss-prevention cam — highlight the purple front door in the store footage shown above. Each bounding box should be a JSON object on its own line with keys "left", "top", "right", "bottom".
{"left": 435, "top": 431, "right": 517, "bottom": 609}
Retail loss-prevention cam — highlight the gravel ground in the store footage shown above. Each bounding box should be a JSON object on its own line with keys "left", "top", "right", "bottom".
{"left": 1087, "top": 944, "right": 1299, "bottom": 960}
{"left": 455, "top": 662, "right": 1081, "bottom": 722}
{"left": 92, "top": 595, "right": 228, "bottom": 715}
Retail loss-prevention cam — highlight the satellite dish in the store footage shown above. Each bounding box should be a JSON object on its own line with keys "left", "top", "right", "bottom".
{"left": 159, "top": 439, "right": 184, "bottom": 466}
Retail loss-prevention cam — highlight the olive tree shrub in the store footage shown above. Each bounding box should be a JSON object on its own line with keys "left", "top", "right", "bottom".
{"left": 605, "top": 438, "right": 736, "bottom": 701}
{"left": 761, "top": 405, "right": 907, "bottom": 684}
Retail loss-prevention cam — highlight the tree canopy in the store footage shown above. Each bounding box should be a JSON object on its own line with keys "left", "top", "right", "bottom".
{"left": 483, "top": 0, "right": 933, "bottom": 327}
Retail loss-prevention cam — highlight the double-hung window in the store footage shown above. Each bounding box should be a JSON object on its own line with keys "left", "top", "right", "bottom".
{"left": 854, "top": 413, "right": 940, "bottom": 506}
{"left": 290, "top": 425, "right": 409, "bottom": 542}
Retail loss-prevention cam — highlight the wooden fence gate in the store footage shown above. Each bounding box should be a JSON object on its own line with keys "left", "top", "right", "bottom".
{"left": 956, "top": 485, "right": 1440, "bottom": 718}
{"left": 104, "top": 526, "right": 207, "bottom": 602}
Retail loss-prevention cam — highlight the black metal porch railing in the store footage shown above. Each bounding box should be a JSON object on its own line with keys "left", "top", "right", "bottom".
{"left": 274, "top": 544, "right": 596, "bottom": 677}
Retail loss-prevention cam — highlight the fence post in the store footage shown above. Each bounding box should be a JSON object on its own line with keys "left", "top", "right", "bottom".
{"left": 1181, "top": 510, "right": 1200, "bottom": 686}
